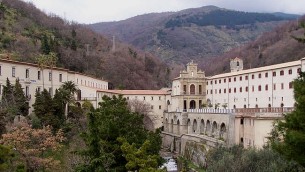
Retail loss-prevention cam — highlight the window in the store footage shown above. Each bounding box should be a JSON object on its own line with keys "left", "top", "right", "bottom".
{"left": 273, "top": 71, "right": 276, "bottom": 77}
{"left": 210, "top": 81, "right": 213, "bottom": 85}
{"left": 258, "top": 85, "right": 261, "bottom": 91}
{"left": 199, "top": 85, "right": 202, "bottom": 94}
{"left": 245, "top": 75, "right": 248, "bottom": 80}
{"left": 252, "top": 74, "right": 254, "bottom": 79}
{"left": 0, "top": 84, "right": 1, "bottom": 94}
{"left": 219, "top": 89, "right": 221, "bottom": 94}
{"left": 37, "top": 87, "right": 41, "bottom": 92}
{"left": 258, "top": 73, "right": 261, "bottom": 78}
{"left": 265, "top": 84, "right": 268, "bottom": 91}
{"left": 38, "top": 71, "right": 41, "bottom": 80}
{"left": 265, "top": 72, "right": 268, "bottom": 78}
{"left": 215, "top": 80, "right": 217, "bottom": 84}
{"left": 59, "top": 74, "right": 62, "bottom": 82}
{"left": 252, "top": 86, "right": 254, "bottom": 92}
{"left": 240, "top": 76, "right": 242, "bottom": 81}
{"left": 0, "top": 65, "right": 1, "bottom": 75}
{"left": 206, "top": 81, "right": 208, "bottom": 85}
{"left": 12, "top": 67, "right": 16, "bottom": 77}
{"left": 240, "top": 118, "right": 244, "bottom": 125}
{"left": 280, "top": 70, "right": 284, "bottom": 76}
{"left": 49, "top": 72, "right": 52, "bottom": 81}
{"left": 127, "top": 97, "right": 129, "bottom": 100}
{"left": 219, "top": 79, "right": 221, "bottom": 84}
{"left": 224, "top": 79, "right": 226, "bottom": 83}
{"left": 229, "top": 78, "right": 231, "bottom": 82}
{"left": 246, "top": 86, "right": 248, "bottom": 92}
{"left": 224, "top": 89, "right": 226, "bottom": 93}
{"left": 183, "top": 85, "right": 187, "bottom": 93}
{"left": 26, "top": 69, "right": 29, "bottom": 78}
{"left": 289, "top": 69, "right": 292, "bottom": 74}
{"left": 144, "top": 96, "right": 146, "bottom": 100}
{"left": 229, "top": 88, "right": 231, "bottom": 93}
{"left": 151, "top": 96, "right": 154, "bottom": 100}
{"left": 159, "top": 96, "right": 161, "bottom": 100}
{"left": 159, "top": 105, "right": 161, "bottom": 109}
{"left": 151, "top": 105, "right": 154, "bottom": 109}
{"left": 234, "top": 77, "right": 236, "bottom": 82}
{"left": 240, "top": 87, "right": 242, "bottom": 92}
{"left": 289, "top": 82, "right": 293, "bottom": 89}
{"left": 297, "top": 68, "right": 301, "bottom": 73}
{"left": 281, "top": 83, "right": 284, "bottom": 90}
{"left": 234, "top": 88, "right": 236, "bottom": 93}
{"left": 210, "top": 90, "right": 213, "bottom": 94}
{"left": 273, "top": 84, "right": 276, "bottom": 90}
{"left": 207, "top": 90, "right": 208, "bottom": 95}
{"left": 25, "top": 86, "right": 29, "bottom": 97}
{"left": 215, "top": 89, "right": 217, "bottom": 94}
{"left": 49, "top": 87, "right": 52, "bottom": 96}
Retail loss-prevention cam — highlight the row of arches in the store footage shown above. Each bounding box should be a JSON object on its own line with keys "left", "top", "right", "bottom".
{"left": 165, "top": 118, "right": 227, "bottom": 141}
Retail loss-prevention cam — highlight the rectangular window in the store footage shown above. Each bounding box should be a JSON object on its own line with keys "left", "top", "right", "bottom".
{"left": 224, "top": 89, "right": 226, "bottom": 93}
{"left": 215, "top": 80, "right": 217, "bottom": 84}
{"left": 273, "top": 71, "right": 276, "bottom": 77}
{"left": 219, "top": 89, "right": 221, "bottom": 94}
{"left": 229, "top": 78, "right": 231, "bottom": 82}
{"left": 26, "top": 69, "right": 29, "bottom": 78}
{"left": 240, "top": 76, "right": 242, "bottom": 81}
{"left": 265, "top": 72, "right": 268, "bottom": 78}
{"left": 273, "top": 84, "right": 276, "bottom": 90}
{"left": 49, "top": 72, "right": 52, "bottom": 81}
{"left": 246, "top": 86, "right": 248, "bottom": 92}
{"left": 224, "top": 79, "right": 226, "bottom": 83}
{"left": 234, "top": 88, "right": 236, "bottom": 93}
{"left": 0, "top": 66, "right": 2, "bottom": 75}
{"left": 25, "top": 86, "right": 29, "bottom": 97}
{"left": 280, "top": 70, "right": 284, "bottom": 76}
{"left": 59, "top": 74, "right": 62, "bottom": 82}
{"left": 49, "top": 87, "right": 52, "bottom": 96}
{"left": 215, "top": 89, "right": 217, "bottom": 94}
{"left": 229, "top": 88, "right": 231, "bottom": 93}
{"left": 289, "top": 69, "right": 292, "bottom": 75}
{"left": 210, "top": 90, "right": 213, "bottom": 94}
{"left": 258, "top": 73, "right": 261, "bottom": 78}
{"left": 289, "top": 82, "right": 293, "bottom": 89}
{"left": 252, "top": 74, "right": 254, "bottom": 79}
{"left": 144, "top": 96, "right": 146, "bottom": 100}
{"left": 37, "top": 71, "right": 41, "bottom": 80}
{"left": 159, "top": 96, "right": 161, "bottom": 100}
{"left": 151, "top": 105, "right": 153, "bottom": 109}
{"left": 151, "top": 96, "right": 153, "bottom": 100}
{"left": 12, "top": 67, "right": 16, "bottom": 77}
{"left": 252, "top": 86, "right": 254, "bottom": 92}
{"left": 199, "top": 85, "right": 202, "bottom": 94}
{"left": 219, "top": 79, "right": 221, "bottom": 84}
{"left": 281, "top": 83, "right": 284, "bottom": 90}
{"left": 159, "top": 105, "right": 161, "bottom": 109}
{"left": 37, "top": 87, "right": 41, "bottom": 93}
{"left": 0, "top": 84, "right": 1, "bottom": 94}
{"left": 183, "top": 85, "right": 187, "bottom": 94}
{"left": 245, "top": 75, "right": 248, "bottom": 80}
{"left": 258, "top": 85, "right": 261, "bottom": 91}
{"left": 234, "top": 77, "right": 236, "bottom": 82}
{"left": 265, "top": 85, "right": 268, "bottom": 91}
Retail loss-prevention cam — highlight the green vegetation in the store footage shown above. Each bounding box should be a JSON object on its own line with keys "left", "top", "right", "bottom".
{"left": 76, "top": 95, "right": 162, "bottom": 171}
{"left": 206, "top": 146, "right": 304, "bottom": 172}
{"left": 269, "top": 71, "right": 305, "bottom": 166}
{"left": 165, "top": 10, "right": 284, "bottom": 28}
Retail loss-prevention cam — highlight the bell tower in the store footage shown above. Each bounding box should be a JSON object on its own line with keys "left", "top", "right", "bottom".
{"left": 230, "top": 57, "right": 243, "bottom": 72}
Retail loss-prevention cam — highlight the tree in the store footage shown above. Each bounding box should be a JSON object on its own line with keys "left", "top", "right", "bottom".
{"left": 292, "top": 22, "right": 305, "bottom": 43}
{"left": 118, "top": 137, "right": 164, "bottom": 172}
{"left": 270, "top": 72, "right": 305, "bottom": 167}
{"left": 0, "top": 144, "right": 14, "bottom": 171}
{"left": 0, "top": 123, "right": 65, "bottom": 171}
{"left": 77, "top": 95, "right": 162, "bottom": 171}
{"left": 13, "top": 78, "right": 29, "bottom": 115}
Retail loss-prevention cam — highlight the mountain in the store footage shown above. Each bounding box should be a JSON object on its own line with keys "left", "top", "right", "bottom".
{"left": 198, "top": 16, "right": 305, "bottom": 76}
{"left": 0, "top": 0, "right": 169, "bottom": 89}
{"left": 89, "top": 6, "right": 298, "bottom": 66}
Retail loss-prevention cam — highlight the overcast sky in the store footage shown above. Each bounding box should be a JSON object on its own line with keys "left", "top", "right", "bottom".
{"left": 22, "top": 0, "right": 305, "bottom": 24}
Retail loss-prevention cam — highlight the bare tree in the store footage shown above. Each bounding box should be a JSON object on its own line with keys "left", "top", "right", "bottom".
{"left": 127, "top": 99, "right": 157, "bottom": 131}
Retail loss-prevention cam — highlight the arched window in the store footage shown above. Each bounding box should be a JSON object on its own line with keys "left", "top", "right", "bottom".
{"left": 220, "top": 123, "right": 226, "bottom": 140}
{"left": 190, "top": 84, "right": 195, "bottom": 94}
{"left": 193, "top": 119, "right": 197, "bottom": 133}
{"left": 200, "top": 119, "right": 205, "bottom": 134}
{"left": 190, "top": 100, "right": 196, "bottom": 109}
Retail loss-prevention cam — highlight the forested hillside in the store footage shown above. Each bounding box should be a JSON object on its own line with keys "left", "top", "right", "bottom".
{"left": 0, "top": 0, "right": 169, "bottom": 89}
{"left": 89, "top": 6, "right": 296, "bottom": 67}
{"left": 200, "top": 16, "right": 305, "bottom": 76}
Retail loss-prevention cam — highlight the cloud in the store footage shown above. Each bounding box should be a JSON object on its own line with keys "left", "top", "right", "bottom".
{"left": 22, "top": 0, "right": 304, "bottom": 24}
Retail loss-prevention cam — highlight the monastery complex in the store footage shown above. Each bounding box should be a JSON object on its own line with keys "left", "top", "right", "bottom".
{"left": 1, "top": 56, "right": 305, "bottom": 154}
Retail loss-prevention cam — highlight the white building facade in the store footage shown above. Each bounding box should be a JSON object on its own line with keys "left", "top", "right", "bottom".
{"left": 206, "top": 57, "right": 305, "bottom": 109}
{"left": 0, "top": 58, "right": 108, "bottom": 113}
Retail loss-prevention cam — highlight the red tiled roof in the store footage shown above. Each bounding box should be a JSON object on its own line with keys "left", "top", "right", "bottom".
{"left": 97, "top": 89, "right": 170, "bottom": 95}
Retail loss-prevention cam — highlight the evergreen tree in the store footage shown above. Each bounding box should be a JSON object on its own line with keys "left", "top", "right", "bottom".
{"left": 41, "top": 34, "right": 50, "bottom": 55}
{"left": 270, "top": 72, "right": 305, "bottom": 167}
{"left": 13, "top": 78, "right": 29, "bottom": 115}
{"left": 77, "top": 95, "right": 162, "bottom": 171}
{"left": 1, "top": 78, "right": 16, "bottom": 121}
